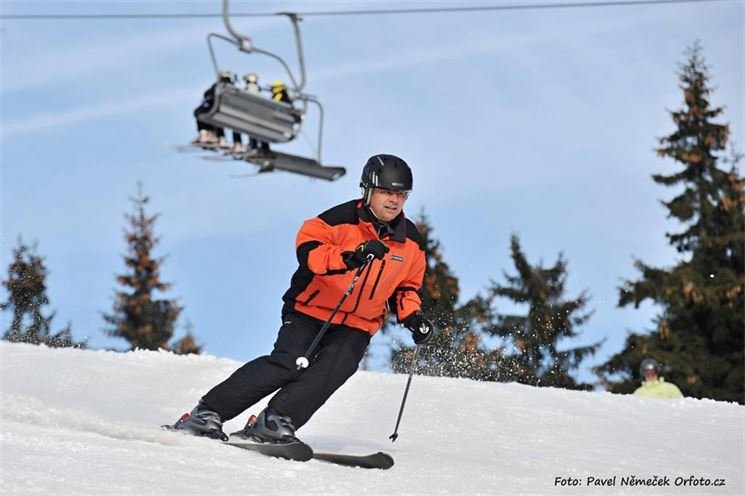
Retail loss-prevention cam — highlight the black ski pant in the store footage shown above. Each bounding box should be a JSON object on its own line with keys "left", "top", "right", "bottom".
{"left": 201, "top": 308, "right": 371, "bottom": 430}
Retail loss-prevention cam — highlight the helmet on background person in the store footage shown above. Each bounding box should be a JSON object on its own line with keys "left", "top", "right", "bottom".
{"left": 243, "top": 73, "right": 258, "bottom": 84}
{"left": 639, "top": 358, "right": 660, "bottom": 377}
{"left": 634, "top": 357, "right": 683, "bottom": 398}
{"left": 359, "top": 154, "right": 413, "bottom": 205}
{"left": 218, "top": 69, "right": 233, "bottom": 82}
{"left": 271, "top": 80, "right": 286, "bottom": 92}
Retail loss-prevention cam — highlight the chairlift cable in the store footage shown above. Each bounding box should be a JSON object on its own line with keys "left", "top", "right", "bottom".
{"left": 1, "top": 0, "right": 738, "bottom": 21}
{"left": 284, "top": 0, "right": 739, "bottom": 17}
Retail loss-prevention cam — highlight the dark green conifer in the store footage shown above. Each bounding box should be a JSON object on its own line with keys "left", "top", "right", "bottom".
{"left": 1, "top": 240, "right": 85, "bottom": 348}
{"left": 597, "top": 44, "right": 744, "bottom": 403}
{"left": 390, "top": 213, "right": 501, "bottom": 379}
{"left": 487, "top": 235, "right": 600, "bottom": 390}
{"left": 103, "top": 184, "right": 187, "bottom": 351}
{"left": 171, "top": 321, "right": 203, "bottom": 355}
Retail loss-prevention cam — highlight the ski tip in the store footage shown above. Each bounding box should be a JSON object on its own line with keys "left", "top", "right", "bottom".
{"left": 375, "top": 452, "right": 395, "bottom": 469}
{"left": 312, "top": 451, "right": 394, "bottom": 470}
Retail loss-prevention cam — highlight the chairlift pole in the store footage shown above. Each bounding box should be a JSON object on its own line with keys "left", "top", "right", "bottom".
{"left": 304, "top": 97, "right": 324, "bottom": 164}
{"left": 222, "top": 0, "right": 252, "bottom": 53}
{"left": 207, "top": 33, "right": 237, "bottom": 77}
{"left": 221, "top": 1, "right": 307, "bottom": 93}
{"left": 278, "top": 12, "right": 307, "bottom": 93}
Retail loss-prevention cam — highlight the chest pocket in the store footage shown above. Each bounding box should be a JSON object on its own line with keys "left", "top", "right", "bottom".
{"left": 367, "top": 247, "right": 407, "bottom": 300}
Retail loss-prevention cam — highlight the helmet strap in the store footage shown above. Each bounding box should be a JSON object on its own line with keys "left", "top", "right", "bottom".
{"left": 361, "top": 186, "right": 372, "bottom": 206}
{"left": 364, "top": 204, "right": 389, "bottom": 234}
{"left": 367, "top": 204, "right": 382, "bottom": 222}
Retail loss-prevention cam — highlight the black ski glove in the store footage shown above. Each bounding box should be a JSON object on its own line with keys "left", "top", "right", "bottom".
{"left": 402, "top": 311, "right": 435, "bottom": 345}
{"left": 343, "top": 240, "right": 389, "bottom": 269}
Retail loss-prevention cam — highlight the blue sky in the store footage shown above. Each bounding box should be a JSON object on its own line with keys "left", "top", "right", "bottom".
{"left": 1, "top": 1, "right": 743, "bottom": 382}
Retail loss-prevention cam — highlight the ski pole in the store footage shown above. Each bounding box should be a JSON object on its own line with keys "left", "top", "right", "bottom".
{"left": 295, "top": 254, "right": 373, "bottom": 370}
{"left": 389, "top": 344, "right": 420, "bottom": 442}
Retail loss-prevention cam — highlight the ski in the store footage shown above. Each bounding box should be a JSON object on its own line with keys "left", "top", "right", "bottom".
{"left": 313, "top": 451, "right": 394, "bottom": 470}
{"left": 201, "top": 153, "right": 245, "bottom": 162}
{"left": 227, "top": 438, "right": 313, "bottom": 462}
{"left": 167, "top": 142, "right": 221, "bottom": 153}
{"left": 228, "top": 438, "right": 394, "bottom": 469}
{"left": 162, "top": 422, "right": 393, "bottom": 469}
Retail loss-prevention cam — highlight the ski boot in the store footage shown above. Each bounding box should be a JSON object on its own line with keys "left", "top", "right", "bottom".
{"left": 165, "top": 400, "right": 228, "bottom": 441}
{"left": 229, "top": 407, "right": 298, "bottom": 444}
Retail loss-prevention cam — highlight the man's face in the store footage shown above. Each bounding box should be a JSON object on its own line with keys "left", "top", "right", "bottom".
{"left": 368, "top": 187, "right": 409, "bottom": 222}
{"left": 643, "top": 369, "right": 658, "bottom": 382}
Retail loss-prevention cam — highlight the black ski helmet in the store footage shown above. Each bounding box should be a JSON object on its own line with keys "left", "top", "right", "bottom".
{"left": 639, "top": 358, "right": 660, "bottom": 376}
{"left": 360, "top": 154, "right": 413, "bottom": 205}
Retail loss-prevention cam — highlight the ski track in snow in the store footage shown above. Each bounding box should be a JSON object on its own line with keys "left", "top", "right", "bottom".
{"left": 1, "top": 342, "right": 743, "bottom": 495}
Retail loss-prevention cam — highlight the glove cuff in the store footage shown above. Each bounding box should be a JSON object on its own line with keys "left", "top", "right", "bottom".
{"left": 342, "top": 251, "right": 359, "bottom": 269}
{"left": 402, "top": 311, "right": 423, "bottom": 329}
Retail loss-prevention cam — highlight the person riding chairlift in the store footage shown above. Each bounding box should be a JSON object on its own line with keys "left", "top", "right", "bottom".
{"left": 240, "top": 73, "right": 270, "bottom": 156}
{"left": 192, "top": 69, "right": 241, "bottom": 150}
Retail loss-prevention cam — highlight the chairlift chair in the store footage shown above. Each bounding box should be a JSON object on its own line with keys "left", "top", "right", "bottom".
{"left": 195, "top": 1, "right": 345, "bottom": 182}
{"left": 198, "top": 83, "right": 301, "bottom": 144}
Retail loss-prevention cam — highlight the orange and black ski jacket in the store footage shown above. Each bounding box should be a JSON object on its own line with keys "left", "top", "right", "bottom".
{"left": 282, "top": 199, "right": 426, "bottom": 335}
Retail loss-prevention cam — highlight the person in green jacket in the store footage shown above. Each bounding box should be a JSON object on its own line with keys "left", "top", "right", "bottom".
{"left": 634, "top": 358, "right": 684, "bottom": 399}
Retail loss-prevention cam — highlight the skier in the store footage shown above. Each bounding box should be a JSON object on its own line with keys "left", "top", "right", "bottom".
{"left": 633, "top": 358, "right": 684, "bottom": 399}
{"left": 169, "top": 154, "right": 435, "bottom": 445}
{"left": 270, "top": 80, "right": 301, "bottom": 124}
{"left": 270, "top": 80, "right": 292, "bottom": 104}
{"left": 192, "top": 69, "right": 241, "bottom": 149}
{"left": 241, "top": 73, "right": 270, "bottom": 156}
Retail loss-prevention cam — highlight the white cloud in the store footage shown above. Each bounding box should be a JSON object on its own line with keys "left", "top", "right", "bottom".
{"left": 1, "top": 87, "right": 197, "bottom": 136}
{"left": 310, "top": 11, "right": 669, "bottom": 82}
{"left": 1, "top": 17, "right": 283, "bottom": 93}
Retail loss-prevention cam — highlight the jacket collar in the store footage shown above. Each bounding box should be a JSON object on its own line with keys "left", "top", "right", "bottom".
{"left": 642, "top": 377, "right": 666, "bottom": 387}
{"left": 356, "top": 200, "right": 407, "bottom": 242}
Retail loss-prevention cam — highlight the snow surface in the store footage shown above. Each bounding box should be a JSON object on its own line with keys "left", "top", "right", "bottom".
{"left": 1, "top": 342, "right": 743, "bottom": 495}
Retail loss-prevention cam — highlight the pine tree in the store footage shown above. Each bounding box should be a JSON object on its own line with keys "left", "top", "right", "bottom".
{"left": 103, "top": 184, "right": 187, "bottom": 351}
{"left": 596, "top": 43, "right": 744, "bottom": 403}
{"left": 171, "top": 320, "right": 203, "bottom": 355}
{"left": 1, "top": 239, "right": 85, "bottom": 348}
{"left": 171, "top": 333, "right": 202, "bottom": 354}
{"left": 486, "top": 235, "right": 601, "bottom": 390}
{"left": 389, "top": 213, "right": 500, "bottom": 379}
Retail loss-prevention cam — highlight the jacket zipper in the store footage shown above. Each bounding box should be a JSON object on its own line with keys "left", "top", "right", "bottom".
{"left": 348, "top": 262, "right": 373, "bottom": 315}
{"left": 369, "top": 260, "right": 386, "bottom": 300}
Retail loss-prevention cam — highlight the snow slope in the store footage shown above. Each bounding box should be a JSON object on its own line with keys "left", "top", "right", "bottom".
{"left": 1, "top": 342, "right": 743, "bottom": 495}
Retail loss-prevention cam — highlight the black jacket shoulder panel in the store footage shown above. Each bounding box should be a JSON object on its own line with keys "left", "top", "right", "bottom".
{"left": 317, "top": 199, "right": 360, "bottom": 227}
{"left": 404, "top": 218, "right": 426, "bottom": 251}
